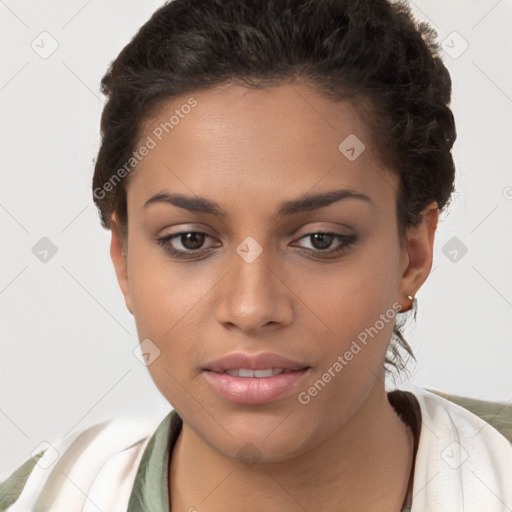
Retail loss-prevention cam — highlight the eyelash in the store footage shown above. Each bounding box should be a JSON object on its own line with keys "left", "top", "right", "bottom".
{"left": 155, "top": 231, "right": 357, "bottom": 260}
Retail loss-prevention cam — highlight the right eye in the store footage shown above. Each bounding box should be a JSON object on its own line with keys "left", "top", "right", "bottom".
{"left": 156, "top": 231, "right": 220, "bottom": 259}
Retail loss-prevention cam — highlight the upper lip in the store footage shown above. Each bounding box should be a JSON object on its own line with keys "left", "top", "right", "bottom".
{"left": 203, "top": 352, "right": 309, "bottom": 373}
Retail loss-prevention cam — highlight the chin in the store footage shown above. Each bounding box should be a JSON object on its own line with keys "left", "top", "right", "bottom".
{"left": 208, "top": 423, "right": 317, "bottom": 465}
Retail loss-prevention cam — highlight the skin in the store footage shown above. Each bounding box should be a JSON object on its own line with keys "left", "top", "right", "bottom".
{"left": 110, "top": 82, "right": 439, "bottom": 511}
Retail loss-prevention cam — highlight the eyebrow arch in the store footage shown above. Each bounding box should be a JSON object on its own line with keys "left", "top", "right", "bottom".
{"left": 143, "top": 188, "right": 372, "bottom": 217}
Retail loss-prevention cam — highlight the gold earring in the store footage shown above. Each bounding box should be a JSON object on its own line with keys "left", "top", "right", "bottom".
{"left": 400, "top": 294, "right": 415, "bottom": 313}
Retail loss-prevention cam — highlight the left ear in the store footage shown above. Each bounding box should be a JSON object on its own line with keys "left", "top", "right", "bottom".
{"left": 398, "top": 201, "right": 439, "bottom": 307}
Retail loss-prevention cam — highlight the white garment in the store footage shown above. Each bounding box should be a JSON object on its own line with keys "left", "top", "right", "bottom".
{"left": 7, "top": 387, "right": 512, "bottom": 511}
{"left": 407, "top": 386, "right": 512, "bottom": 511}
{"left": 7, "top": 414, "right": 161, "bottom": 512}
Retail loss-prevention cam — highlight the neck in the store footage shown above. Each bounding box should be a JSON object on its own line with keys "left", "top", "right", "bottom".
{"left": 169, "top": 379, "right": 414, "bottom": 512}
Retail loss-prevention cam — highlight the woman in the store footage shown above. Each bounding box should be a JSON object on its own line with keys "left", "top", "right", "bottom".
{"left": 2, "top": 0, "right": 511, "bottom": 510}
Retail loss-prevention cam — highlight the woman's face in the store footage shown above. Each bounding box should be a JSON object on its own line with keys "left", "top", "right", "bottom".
{"left": 111, "top": 82, "right": 435, "bottom": 462}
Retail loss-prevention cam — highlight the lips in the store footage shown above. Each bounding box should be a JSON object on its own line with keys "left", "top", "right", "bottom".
{"left": 203, "top": 351, "right": 309, "bottom": 373}
{"left": 202, "top": 352, "right": 311, "bottom": 404}
{"left": 225, "top": 368, "right": 287, "bottom": 377}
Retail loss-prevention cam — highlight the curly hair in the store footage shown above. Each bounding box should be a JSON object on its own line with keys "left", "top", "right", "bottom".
{"left": 92, "top": 0, "right": 456, "bottom": 375}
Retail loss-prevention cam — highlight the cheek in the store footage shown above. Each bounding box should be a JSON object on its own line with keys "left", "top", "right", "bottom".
{"left": 296, "top": 239, "right": 402, "bottom": 401}
{"left": 294, "top": 268, "right": 400, "bottom": 420}
{"left": 126, "top": 245, "right": 219, "bottom": 380}
{"left": 127, "top": 256, "right": 208, "bottom": 406}
{"left": 127, "top": 238, "right": 204, "bottom": 334}
{"left": 303, "top": 240, "right": 401, "bottom": 338}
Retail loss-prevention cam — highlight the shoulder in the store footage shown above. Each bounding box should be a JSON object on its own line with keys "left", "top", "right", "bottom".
{"left": 0, "top": 412, "right": 169, "bottom": 512}
{"left": 401, "top": 386, "right": 512, "bottom": 510}
{"left": 408, "top": 386, "right": 512, "bottom": 448}
{"left": 426, "top": 388, "right": 512, "bottom": 445}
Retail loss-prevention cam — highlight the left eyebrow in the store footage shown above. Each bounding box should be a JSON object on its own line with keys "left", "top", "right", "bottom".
{"left": 143, "top": 188, "right": 372, "bottom": 217}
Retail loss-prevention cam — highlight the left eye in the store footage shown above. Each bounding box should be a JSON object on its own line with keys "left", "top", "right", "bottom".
{"left": 295, "top": 232, "right": 356, "bottom": 253}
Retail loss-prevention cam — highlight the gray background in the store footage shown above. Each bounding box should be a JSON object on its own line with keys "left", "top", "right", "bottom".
{"left": 1, "top": 0, "right": 511, "bottom": 478}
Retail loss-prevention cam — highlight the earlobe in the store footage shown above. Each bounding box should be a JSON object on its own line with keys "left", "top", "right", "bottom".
{"left": 398, "top": 201, "right": 439, "bottom": 310}
{"left": 109, "top": 217, "right": 133, "bottom": 315}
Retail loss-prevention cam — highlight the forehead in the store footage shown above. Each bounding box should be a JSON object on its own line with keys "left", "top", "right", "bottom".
{"left": 128, "top": 82, "right": 398, "bottom": 215}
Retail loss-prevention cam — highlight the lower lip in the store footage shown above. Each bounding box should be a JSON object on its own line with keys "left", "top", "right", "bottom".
{"left": 202, "top": 369, "right": 310, "bottom": 405}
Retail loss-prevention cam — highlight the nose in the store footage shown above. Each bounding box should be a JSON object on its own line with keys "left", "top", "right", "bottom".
{"left": 215, "top": 239, "right": 294, "bottom": 335}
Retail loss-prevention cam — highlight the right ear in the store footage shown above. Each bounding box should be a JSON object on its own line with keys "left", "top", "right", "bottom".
{"left": 110, "top": 215, "right": 133, "bottom": 315}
